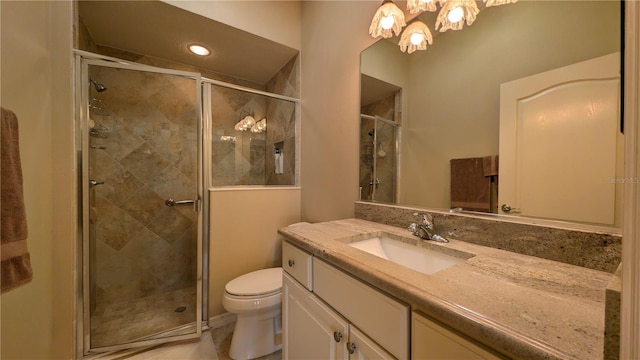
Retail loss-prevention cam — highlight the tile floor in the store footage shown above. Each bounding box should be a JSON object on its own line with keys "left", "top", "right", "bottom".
{"left": 211, "top": 323, "right": 282, "bottom": 360}
{"left": 114, "top": 325, "right": 281, "bottom": 360}
{"left": 122, "top": 333, "right": 216, "bottom": 360}
{"left": 90, "top": 287, "right": 197, "bottom": 348}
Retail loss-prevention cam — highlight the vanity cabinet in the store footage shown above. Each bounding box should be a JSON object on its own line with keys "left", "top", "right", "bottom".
{"left": 283, "top": 273, "right": 394, "bottom": 360}
{"left": 412, "top": 312, "right": 502, "bottom": 360}
{"left": 282, "top": 241, "right": 401, "bottom": 359}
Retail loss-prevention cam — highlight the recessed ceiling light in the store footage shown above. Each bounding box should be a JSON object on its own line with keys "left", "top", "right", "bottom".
{"left": 189, "top": 44, "right": 211, "bottom": 56}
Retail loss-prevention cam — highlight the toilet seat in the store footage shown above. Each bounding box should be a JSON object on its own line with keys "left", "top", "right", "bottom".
{"left": 225, "top": 267, "right": 282, "bottom": 297}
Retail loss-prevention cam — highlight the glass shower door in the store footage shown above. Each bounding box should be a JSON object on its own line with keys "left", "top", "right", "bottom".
{"left": 359, "top": 115, "right": 398, "bottom": 202}
{"left": 81, "top": 59, "right": 202, "bottom": 352}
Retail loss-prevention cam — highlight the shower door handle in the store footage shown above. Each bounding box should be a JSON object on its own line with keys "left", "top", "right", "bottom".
{"left": 89, "top": 180, "right": 104, "bottom": 188}
{"left": 165, "top": 198, "right": 195, "bottom": 207}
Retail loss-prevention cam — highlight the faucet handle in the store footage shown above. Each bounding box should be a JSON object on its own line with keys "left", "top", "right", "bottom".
{"left": 407, "top": 223, "right": 417, "bottom": 233}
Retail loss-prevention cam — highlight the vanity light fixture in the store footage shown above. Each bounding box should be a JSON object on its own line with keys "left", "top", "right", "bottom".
{"left": 399, "top": 21, "right": 434, "bottom": 54}
{"left": 484, "top": 0, "right": 518, "bottom": 7}
{"left": 250, "top": 118, "right": 267, "bottom": 133}
{"left": 373, "top": 0, "right": 517, "bottom": 53}
{"left": 435, "top": 0, "right": 479, "bottom": 32}
{"left": 369, "top": 0, "right": 407, "bottom": 39}
{"left": 234, "top": 115, "right": 256, "bottom": 131}
{"left": 406, "top": 0, "right": 439, "bottom": 14}
{"left": 188, "top": 44, "right": 211, "bottom": 56}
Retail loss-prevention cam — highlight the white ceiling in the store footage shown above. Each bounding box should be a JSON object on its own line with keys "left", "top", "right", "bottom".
{"left": 78, "top": 0, "right": 299, "bottom": 85}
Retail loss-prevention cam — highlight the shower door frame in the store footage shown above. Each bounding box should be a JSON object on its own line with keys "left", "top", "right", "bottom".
{"left": 75, "top": 51, "right": 207, "bottom": 356}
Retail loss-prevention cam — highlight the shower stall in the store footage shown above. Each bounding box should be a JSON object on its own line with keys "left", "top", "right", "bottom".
{"left": 77, "top": 55, "right": 204, "bottom": 353}
{"left": 359, "top": 114, "right": 399, "bottom": 203}
{"left": 76, "top": 50, "right": 299, "bottom": 356}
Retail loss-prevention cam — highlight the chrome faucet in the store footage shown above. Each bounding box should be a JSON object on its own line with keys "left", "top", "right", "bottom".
{"left": 408, "top": 212, "right": 449, "bottom": 243}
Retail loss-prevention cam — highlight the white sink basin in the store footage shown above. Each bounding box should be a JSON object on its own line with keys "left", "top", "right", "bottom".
{"left": 348, "top": 235, "right": 469, "bottom": 275}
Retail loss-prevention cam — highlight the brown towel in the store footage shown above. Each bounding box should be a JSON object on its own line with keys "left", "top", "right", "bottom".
{"left": 450, "top": 157, "right": 491, "bottom": 212}
{"left": 1, "top": 107, "right": 33, "bottom": 294}
{"left": 482, "top": 155, "right": 499, "bottom": 177}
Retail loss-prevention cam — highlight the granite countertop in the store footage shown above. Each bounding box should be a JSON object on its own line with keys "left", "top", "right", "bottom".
{"left": 278, "top": 218, "right": 613, "bottom": 360}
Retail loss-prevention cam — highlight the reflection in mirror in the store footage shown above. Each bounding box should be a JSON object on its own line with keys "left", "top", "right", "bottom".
{"left": 360, "top": 75, "right": 401, "bottom": 202}
{"left": 360, "top": 1, "right": 622, "bottom": 229}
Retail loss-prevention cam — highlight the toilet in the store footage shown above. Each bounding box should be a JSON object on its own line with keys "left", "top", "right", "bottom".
{"left": 222, "top": 267, "right": 283, "bottom": 360}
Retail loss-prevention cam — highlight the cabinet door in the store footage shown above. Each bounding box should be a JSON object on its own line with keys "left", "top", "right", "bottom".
{"left": 348, "top": 326, "right": 396, "bottom": 360}
{"left": 412, "top": 312, "right": 502, "bottom": 360}
{"left": 313, "top": 258, "right": 409, "bottom": 359}
{"left": 283, "top": 273, "right": 349, "bottom": 360}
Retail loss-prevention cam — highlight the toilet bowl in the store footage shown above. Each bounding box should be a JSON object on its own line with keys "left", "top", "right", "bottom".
{"left": 222, "top": 267, "right": 283, "bottom": 360}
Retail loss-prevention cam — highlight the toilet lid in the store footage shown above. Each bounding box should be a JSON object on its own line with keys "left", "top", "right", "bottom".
{"left": 225, "top": 267, "right": 282, "bottom": 296}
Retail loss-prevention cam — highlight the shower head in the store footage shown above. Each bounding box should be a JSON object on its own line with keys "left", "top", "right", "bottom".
{"left": 89, "top": 78, "right": 107, "bottom": 92}
{"left": 368, "top": 129, "right": 375, "bottom": 137}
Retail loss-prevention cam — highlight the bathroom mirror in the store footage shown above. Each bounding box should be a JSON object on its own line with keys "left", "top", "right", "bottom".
{"left": 360, "top": 1, "right": 623, "bottom": 228}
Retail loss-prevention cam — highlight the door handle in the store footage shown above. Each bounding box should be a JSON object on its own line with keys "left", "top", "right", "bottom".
{"left": 89, "top": 180, "right": 104, "bottom": 188}
{"left": 333, "top": 331, "right": 343, "bottom": 343}
{"left": 346, "top": 341, "right": 357, "bottom": 354}
{"left": 501, "top": 204, "right": 521, "bottom": 213}
{"left": 165, "top": 198, "right": 195, "bottom": 207}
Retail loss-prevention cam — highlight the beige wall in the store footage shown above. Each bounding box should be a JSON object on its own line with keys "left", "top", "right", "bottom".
{"left": 209, "top": 188, "right": 300, "bottom": 316}
{"left": 163, "top": 0, "right": 301, "bottom": 51}
{"left": 1, "top": 1, "right": 75, "bottom": 359}
{"left": 300, "top": 1, "right": 380, "bottom": 222}
{"left": 360, "top": 39, "right": 409, "bottom": 89}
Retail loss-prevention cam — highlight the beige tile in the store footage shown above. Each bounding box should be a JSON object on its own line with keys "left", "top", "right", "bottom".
{"left": 211, "top": 324, "right": 281, "bottom": 360}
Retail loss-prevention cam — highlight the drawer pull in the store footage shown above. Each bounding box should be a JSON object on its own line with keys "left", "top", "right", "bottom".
{"left": 288, "top": 259, "right": 295, "bottom": 267}
{"left": 333, "top": 331, "right": 343, "bottom": 343}
{"left": 347, "top": 342, "right": 357, "bottom": 354}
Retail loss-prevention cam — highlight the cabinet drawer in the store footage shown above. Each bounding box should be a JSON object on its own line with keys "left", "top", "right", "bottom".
{"left": 313, "top": 258, "right": 409, "bottom": 359}
{"left": 412, "top": 312, "right": 502, "bottom": 360}
{"left": 282, "top": 241, "right": 313, "bottom": 290}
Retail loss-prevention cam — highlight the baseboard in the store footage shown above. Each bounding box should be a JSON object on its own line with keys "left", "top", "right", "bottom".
{"left": 208, "top": 312, "right": 237, "bottom": 329}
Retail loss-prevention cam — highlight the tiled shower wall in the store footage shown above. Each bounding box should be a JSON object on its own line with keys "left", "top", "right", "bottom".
{"left": 209, "top": 55, "right": 298, "bottom": 186}
{"left": 210, "top": 87, "right": 268, "bottom": 186}
{"left": 79, "top": 16, "right": 299, "bottom": 188}
{"left": 89, "top": 66, "right": 198, "bottom": 307}
{"left": 265, "top": 56, "right": 299, "bottom": 186}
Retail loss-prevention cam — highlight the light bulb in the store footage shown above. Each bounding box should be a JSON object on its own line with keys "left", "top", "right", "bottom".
{"left": 188, "top": 44, "right": 210, "bottom": 56}
{"left": 410, "top": 32, "right": 425, "bottom": 45}
{"left": 381, "top": 15, "right": 395, "bottom": 29}
{"left": 447, "top": 6, "right": 464, "bottom": 22}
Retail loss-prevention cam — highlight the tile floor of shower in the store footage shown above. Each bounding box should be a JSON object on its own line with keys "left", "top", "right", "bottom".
{"left": 89, "top": 286, "right": 281, "bottom": 359}
{"left": 90, "top": 287, "right": 197, "bottom": 347}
